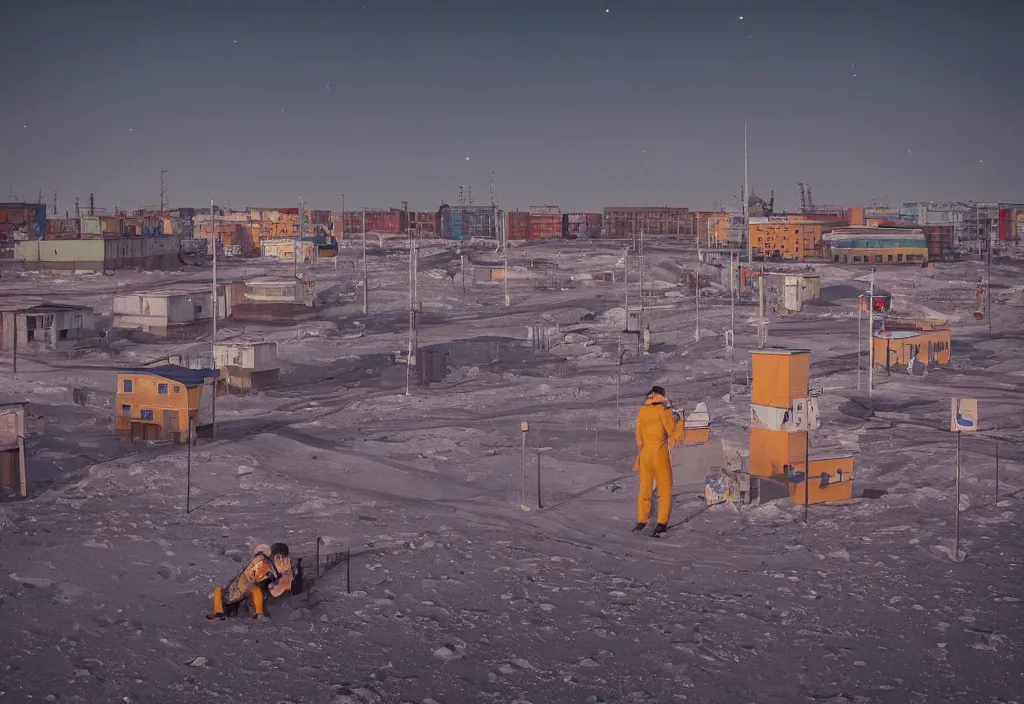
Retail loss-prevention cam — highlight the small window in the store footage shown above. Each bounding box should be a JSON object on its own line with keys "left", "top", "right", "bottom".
{"left": 73, "top": 314, "right": 83, "bottom": 328}
{"left": 874, "top": 255, "right": 882, "bottom": 263}
{"left": 174, "top": 386, "right": 181, "bottom": 393}
{"left": 59, "top": 329, "right": 69, "bottom": 340}
{"left": 123, "top": 379, "right": 133, "bottom": 393}
{"left": 158, "top": 383, "right": 168, "bottom": 395}
{"left": 897, "top": 253, "right": 904, "bottom": 262}
{"left": 121, "top": 404, "right": 131, "bottom": 416}
{"left": 141, "top": 409, "right": 154, "bottom": 421}
{"left": 887, "top": 255, "right": 894, "bottom": 262}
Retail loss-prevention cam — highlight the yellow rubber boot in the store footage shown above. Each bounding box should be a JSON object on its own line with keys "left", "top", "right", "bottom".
{"left": 213, "top": 587, "right": 225, "bottom": 616}
{"left": 251, "top": 587, "right": 265, "bottom": 617}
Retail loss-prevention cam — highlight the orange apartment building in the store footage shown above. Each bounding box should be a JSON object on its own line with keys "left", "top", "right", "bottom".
{"left": 115, "top": 365, "right": 218, "bottom": 443}
{"left": 749, "top": 219, "right": 843, "bottom": 260}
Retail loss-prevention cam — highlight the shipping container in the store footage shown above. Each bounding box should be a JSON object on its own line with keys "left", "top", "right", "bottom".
{"left": 507, "top": 211, "right": 530, "bottom": 240}
{"left": 563, "top": 212, "right": 601, "bottom": 239}
{"left": 528, "top": 214, "right": 561, "bottom": 240}
{"left": 409, "top": 211, "right": 439, "bottom": 236}
{"left": 0, "top": 203, "right": 46, "bottom": 241}
{"left": 999, "top": 208, "right": 1012, "bottom": 241}
{"left": 602, "top": 206, "right": 694, "bottom": 238}
{"left": 442, "top": 205, "right": 497, "bottom": 239}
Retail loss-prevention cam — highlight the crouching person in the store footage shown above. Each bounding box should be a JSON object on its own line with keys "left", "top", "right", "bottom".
{"left": 209, "top": 542, "right": 292, "bottom": 619}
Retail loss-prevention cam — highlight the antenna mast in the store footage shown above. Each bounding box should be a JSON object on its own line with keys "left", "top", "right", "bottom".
{"left": 744, "top": 118, "right": 750, "bottom": 264}
{"left": 159, "top": 168, "right": 168, "bottom": 212}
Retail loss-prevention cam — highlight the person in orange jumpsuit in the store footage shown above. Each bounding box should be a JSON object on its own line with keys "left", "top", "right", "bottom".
{"left": 210, "top": 542, "right": 293, "bottom": 619}
{"left": 632, "top": 386, "right": 685, "bottom": 536}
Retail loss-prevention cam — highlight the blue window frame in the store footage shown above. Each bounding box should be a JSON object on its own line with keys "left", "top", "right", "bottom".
{"left": 123, "top": 379, "right": 133, "bottom": 393}
{"left": 141, "top": 409, "right": 154, "bottom": 421}
{"left": 158, "top": 383, "right": 168, "bottom": 395}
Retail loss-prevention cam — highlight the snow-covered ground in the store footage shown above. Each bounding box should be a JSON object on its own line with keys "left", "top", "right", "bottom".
{"left": 1, "top": 242, "right": 1022, "bottom": 703}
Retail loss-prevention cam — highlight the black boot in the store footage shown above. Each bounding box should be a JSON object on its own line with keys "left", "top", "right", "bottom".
{"left": 631, "top": 522, "right": 646, "bottom": 532}
{"left": 652, "top": 523, "right": 668, "bottom": 537}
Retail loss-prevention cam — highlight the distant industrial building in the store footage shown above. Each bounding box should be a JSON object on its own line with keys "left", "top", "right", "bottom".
{"left": 14, "top": 237, "right": 181, "bottom": 273}
{"left": 748, "top": 219, "right": 844, "bottom": 260}
{"left": 822, "top": 228, "right": 929, "bottom": 264}
{"left": 602, "top": 207, "right": 696, "bottom": 240}
{"left": 0, "top": 303, "right": 98, "bottom": 352}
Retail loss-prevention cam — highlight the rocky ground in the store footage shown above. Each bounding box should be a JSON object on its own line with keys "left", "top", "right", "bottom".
{"left": 1, "top": 240, "right": 1022, "bottom": 703}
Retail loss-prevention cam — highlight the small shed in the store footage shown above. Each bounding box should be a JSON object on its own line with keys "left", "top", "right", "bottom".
{"left": 761, "top": 273, "right": 821, "bottom": 313}
{"left": 0, "top": 399, "right": 28, "bottom": 498}
{"left": 872, "top": 320, "right": 951, "bottom": 374}
{"left": 0, "top": 303, "right": 98, "bottom": 352}
{"left": 214, "top": 341, "right": 280, "bottom": 391}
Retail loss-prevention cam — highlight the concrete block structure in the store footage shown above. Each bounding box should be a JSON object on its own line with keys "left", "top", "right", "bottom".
{"left": 113, "top": 289, "right": 220, "bottom": 339}
{"left": 214, "top": 341, "right": 280, "bottom": 392}
{"left": 0, "top": 303, "right": 98, "bottom": 352}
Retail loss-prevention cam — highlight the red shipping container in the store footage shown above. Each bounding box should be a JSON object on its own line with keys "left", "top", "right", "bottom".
{"left": 507, "top": 211, "right": 530, "bottom": 240}
{"left": 528, "top": 214, "right": 561, "bottom": 239}
{"left": 999, "top": 208, "right": 1011, "bottom": 241}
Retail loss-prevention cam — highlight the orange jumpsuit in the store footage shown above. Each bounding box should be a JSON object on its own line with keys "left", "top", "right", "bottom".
{"left": 634, "top": 396, "right": 685, "bottom": 525}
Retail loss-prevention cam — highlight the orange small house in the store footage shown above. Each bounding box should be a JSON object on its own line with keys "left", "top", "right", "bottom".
{"left": 872, "top": 320, "right": 951, "bottom": 373}
{"left": 114, "top": 365, "right": 218, "bottom": 443}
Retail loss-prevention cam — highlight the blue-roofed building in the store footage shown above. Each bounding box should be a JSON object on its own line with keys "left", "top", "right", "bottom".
{"left": 114, "top": 364, "right": 219, "bottom": 443}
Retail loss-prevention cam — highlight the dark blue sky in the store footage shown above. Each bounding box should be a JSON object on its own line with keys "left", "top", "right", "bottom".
{"left": 2, "top": 1, "right": 1021, "bottom": 212}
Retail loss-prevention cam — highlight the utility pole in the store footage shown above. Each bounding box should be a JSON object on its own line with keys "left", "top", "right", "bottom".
{"left": 638, "top": 229, "right": 644, "bottom": 315}
{"left": 361, "top": 208, "right": 368, "bottom": 315}
{"left": 503, "top": 230, "right": 510, "bottom": 307}
{"left": 159, "top": 168, "right": 168, "bottom": 212}
{"left": 868, "top": 267, "right": 875, "bottom": 400}
{"left": 857, "top": 292, "right": 863, "bottom": 390}
{"left": 406, "top": 228, "right": 417, "bottom": 395}
{"left": 729, "top": 250, "right": 736, "bottom": 335}
{"left": 744, "top": 118, "right": 750, "bottom": 264}
{"left": 295, "top": 197, "right": 302, "bottom": 278}
{"left": 694, "top": 258, "right": 701, "bottom": 343}
{"left": 211, "top": 197, "right": 218, "bottom": 356}
{"left": 340, "top": 189, "right": 345, "bottom": 242}
{"left": 987, "top": 221, "right": 992, "bottom": 337}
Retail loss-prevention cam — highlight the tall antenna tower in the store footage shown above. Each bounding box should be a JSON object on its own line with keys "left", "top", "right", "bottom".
{"left": 490, "top": 171, "right": 495, "bottom": 206}
{"left": 159, "top": 168, "right": 168, "bottom": 212}
{"left": 467, "top": 185, "right": 473, "bottom": 205}
{"left": 53, "top": 190, "right": 58, "bottom": 216}
{"left": 458, "top": 184, "right": 465, "bottom": 205}
{"left": 744, "top": 118, "right": 750, "bottom": 264}
{"left": 89, "top": 193, "right": 95, "bottom": 216}
{"left": 75, "top": 197, "right": 80, "bottom": 219}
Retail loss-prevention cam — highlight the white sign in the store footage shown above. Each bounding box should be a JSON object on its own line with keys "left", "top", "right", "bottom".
{"left": 950, "top": 398, "right": 978, "bottom": 433}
